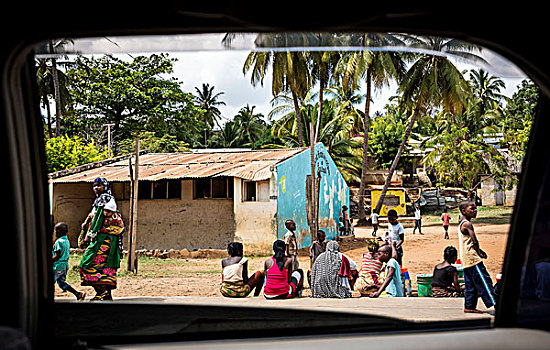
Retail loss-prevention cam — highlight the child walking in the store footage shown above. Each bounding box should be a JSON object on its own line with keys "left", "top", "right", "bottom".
{"left": 458, "top": 200, "right": 497, "bottom": 313}
{"left": 370, "top": 209, "right": 379, "bottom": 237}
{"left": 441, "top": 208, "right": 452, "bottom": 239}
{"left": 53, "top": 222, "right": 85, "bottom": 301}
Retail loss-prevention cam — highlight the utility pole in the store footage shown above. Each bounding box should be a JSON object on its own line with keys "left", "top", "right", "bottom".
{"left": 104, "top": 123, "right": 115, "bottom": 158}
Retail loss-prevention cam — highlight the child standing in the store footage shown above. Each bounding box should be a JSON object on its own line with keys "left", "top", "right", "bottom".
{"left": 53, "top": 222, "right": 85, "bottom": 301}
{"left": 370, "top": 209, "right": 379, "bottom": 237}
{"left": 458, "top": 200, "right": 497, "bottom": 313}
{"left": 283, "top": 219, "right": 299, "bottom": 271}
{"left": 412, "top": 204, "right": 423, "bottom": 234}
{"left": 441, "top": 208, "right": 452, "bottom": 239}
{"left": 385, "top": 209, "right": 405, "bottom": 266}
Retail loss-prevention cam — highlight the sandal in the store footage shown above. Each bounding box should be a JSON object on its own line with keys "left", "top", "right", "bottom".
{"left": 76, "top": 292, "right": 86, "bottom": 301}
{"left": 90, "top": 291, "right": 110, "bottom": 301}
{"left": 464, "top": 308, "right": 483, "bottom": 314}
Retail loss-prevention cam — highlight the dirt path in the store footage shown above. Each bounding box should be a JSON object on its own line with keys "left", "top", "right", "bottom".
{"left": 56, "top": 217, "right": 508, "bottom": 300}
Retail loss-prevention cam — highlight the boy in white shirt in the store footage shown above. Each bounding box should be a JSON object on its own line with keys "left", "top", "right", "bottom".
{"left": 370, "top": 209, "right": 379, "bottom": 237}
{"left": 385, "top": 209, "right": 405, "bottom": 266}
{"left": 413, "top": 204, "right": 423, "bottom": 235}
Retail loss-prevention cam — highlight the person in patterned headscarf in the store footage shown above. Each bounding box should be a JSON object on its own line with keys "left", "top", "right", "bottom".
{"left": 78, "top": 177, "right": 115, "bottom": 248}
{"left": 78, "top": 178, "right": 125, "bottom": 301}
{"left": 310, "top": 241, "right": 352, "bottom": 298}
{"left": 79, "top": 196, "right": 124, "bottom": 300}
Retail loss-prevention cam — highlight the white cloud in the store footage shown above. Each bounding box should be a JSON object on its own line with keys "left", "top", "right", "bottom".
{"left": 173, "top": 51, "right": 273, "bottom": 121}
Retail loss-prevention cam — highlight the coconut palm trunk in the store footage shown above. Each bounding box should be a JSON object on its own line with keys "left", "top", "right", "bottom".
{"left": 357, "top": 70, "right": 372, "bottom": 222}
{"left": 49, "top": 41, "right": 62, "bottom": 136}
{"left": 374, "top": 108, "right": 419, "bottom": 214}
{"left": 291, "top": 89, "right": 304, "bottom": 147}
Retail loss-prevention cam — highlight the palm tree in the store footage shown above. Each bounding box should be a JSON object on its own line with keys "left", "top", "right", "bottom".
{"left": 243, "top": 36, "right": 311, "bottom": 147}
{"left": 212, "top": 120, "right": 241, "bottom": 148}
{"left": 36, "top": 56, "right": 72, "bottom": 138}
{"left": 194, "top": 83, "right": 226, "bottom": 130}
{"left": 233, "top": 105, "right": 266, "bottom": 147}
{"left": 374, "top": 36, "right": 478, "bottom": 214}
{"left": 271, "top": 97, "right": 363, "bottom": 183}
{"left": 46, "top": 39, "right": 73, "bottom": 136}
{"left": 308, "top": 47, "right": 341, "bottom": 143}
{"left": 468, "top": 68, "right": 506, "bottom": 114}
{"left": 337, "top": 33, "right": 408, "bottom": 221}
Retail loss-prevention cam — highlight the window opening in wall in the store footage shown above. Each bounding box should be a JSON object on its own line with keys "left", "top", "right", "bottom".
{"left": 244, "top": 181, "right": 256, "bottom": 202}
{"left": 212, "top": 177, "right": 228, "bottom": 198}
{"left": 138, "top": 180, "right": 152, "bottom": 199}
{"left": 194, "top": 178, "right": 211, "bottom": 199}
{"left": 194, "top": 177, "right": 232, "bottom": 199}
{"left": 167, "top": 179, "right": 182, "bottom": 199}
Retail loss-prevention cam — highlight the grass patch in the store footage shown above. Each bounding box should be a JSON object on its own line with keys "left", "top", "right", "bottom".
{"left": 60, "top": 252, "right": 223, "bottom": 284}
{"left": 423, "top": 206, "right": 513, "bottom": 225}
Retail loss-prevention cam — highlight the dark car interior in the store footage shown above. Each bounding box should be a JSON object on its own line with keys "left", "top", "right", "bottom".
{"left": 2, "top": 3, "right": 550, "bottom": 349}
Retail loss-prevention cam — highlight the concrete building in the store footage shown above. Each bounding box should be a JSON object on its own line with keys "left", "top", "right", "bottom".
{"left": 49, "top": 144, "right": 349, "bottom": 252}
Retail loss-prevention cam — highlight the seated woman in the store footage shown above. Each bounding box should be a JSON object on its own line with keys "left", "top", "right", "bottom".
{"left": 311, "top": 241, "right": 352, "bottom": 298}
{"left": 263, "top": 240, "right": 304, "bottom": 299}
{"left": 431, "top": 246, "right": 464, "bottom": 297}
{"left": 355, "top": 239, "right": 384, "bottom": 296}
{"left": 220, "top": 242, "right": 264, "bottom": 298}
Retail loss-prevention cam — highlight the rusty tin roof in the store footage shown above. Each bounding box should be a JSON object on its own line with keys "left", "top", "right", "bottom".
{"left": 50, "top": 148, "right": 308, "bottom": 183}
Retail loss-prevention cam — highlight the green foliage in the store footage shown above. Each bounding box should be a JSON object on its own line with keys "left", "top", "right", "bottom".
{"left": 503, "top": 80, "right": 539, "bottom": 131}
{"left": 45, "top": 135, "right": 107, "bottom": 172}
{"left": 369, "top": 114, "right": 408, "bottom": 169}
{"left": 65, "top": 53, "right": 203, "bottom": 153}
{"left": 425, "top": 126, "right": 487, "bottom": 190}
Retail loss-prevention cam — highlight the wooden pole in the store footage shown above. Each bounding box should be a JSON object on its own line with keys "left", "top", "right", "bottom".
{"left": 127, "top": 137, "right": 140, "bottom": 273}
{"left": 127, "top": 158, "right": 134, "bottom": 272}
{"left": 309, "top": 123, "right": 318, "bottom": 242}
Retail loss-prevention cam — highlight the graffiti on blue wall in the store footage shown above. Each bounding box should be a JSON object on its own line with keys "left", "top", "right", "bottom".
{"left": 276, "top": 143, "right": 349, "bottom": 249}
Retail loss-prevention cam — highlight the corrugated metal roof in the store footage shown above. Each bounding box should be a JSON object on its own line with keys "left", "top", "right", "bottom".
{"left": 51, "top": 148, "right": 307, "bottom": 183}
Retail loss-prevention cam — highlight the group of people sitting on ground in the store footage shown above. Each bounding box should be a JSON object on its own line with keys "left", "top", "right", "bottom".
{"left": 219, "top": 218, "right": 408, "bottom": 299}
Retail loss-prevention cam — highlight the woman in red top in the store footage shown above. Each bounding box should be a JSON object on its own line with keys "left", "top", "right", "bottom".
{"left": 263, "top": 240, "right": 304, "bottom": 299}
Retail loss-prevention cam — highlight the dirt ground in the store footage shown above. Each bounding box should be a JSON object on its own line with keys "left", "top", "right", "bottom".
{"left": 56, "top": 211, "right": 509, "bottom": 300}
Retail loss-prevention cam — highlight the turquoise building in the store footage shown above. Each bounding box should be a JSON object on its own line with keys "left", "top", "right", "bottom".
{"left": 275, "top": 143, "right": 350, "bottom": 249}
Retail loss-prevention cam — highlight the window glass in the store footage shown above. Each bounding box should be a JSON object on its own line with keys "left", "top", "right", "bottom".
{"left": 41, "top": 32, "right": 537, "bottom": 333}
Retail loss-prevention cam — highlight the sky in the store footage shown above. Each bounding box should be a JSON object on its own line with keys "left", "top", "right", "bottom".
{"left": 55, "top": 33, "right": 530, "bottom": 126}
{"left": 172, "top": 50, "right": 527, "bottom": 125}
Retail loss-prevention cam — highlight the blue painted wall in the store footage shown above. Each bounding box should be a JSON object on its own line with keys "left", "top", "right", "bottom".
{"left": 276, "top": 143, "right": 350, "bottom": 249}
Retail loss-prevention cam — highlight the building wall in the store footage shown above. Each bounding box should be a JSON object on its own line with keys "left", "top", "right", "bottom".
{"left": 480, "top": 176, "right": 517, "bottom": 207}
{"left": 233, "top": 177, "right": 278, "bottom": 251}
{"left": 275, "top": 143, "right": 349, "bottom": 249}
{"left": 52, "top": 183, "right": 98, "bottom": 246}
{"left": 52, "top": 180, "right": 235, "bottom": 250}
